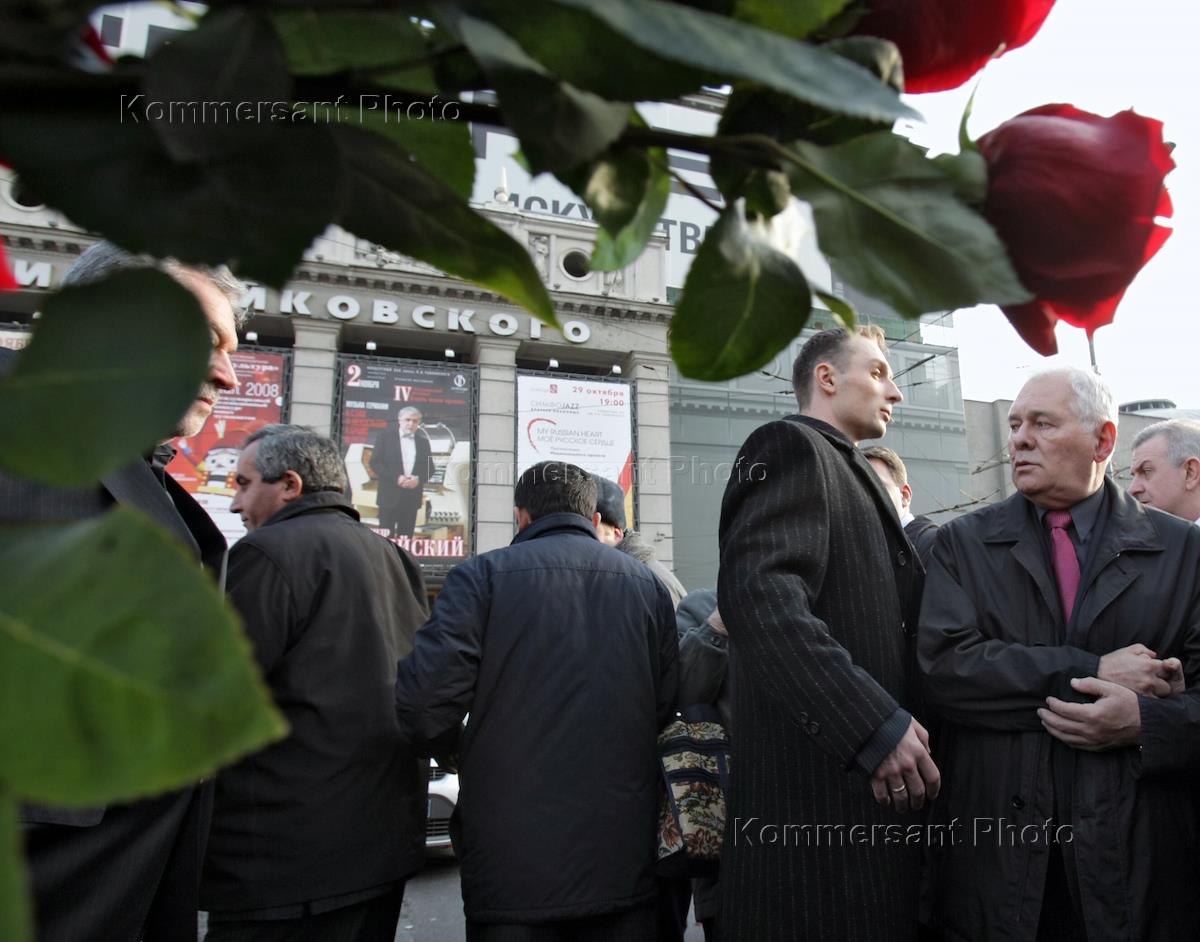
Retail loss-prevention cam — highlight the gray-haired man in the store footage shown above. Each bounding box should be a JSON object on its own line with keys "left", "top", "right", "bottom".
{"left": 203, "top": 425, "right": 429, "bottom": 941}
{"left": 1129, "top": 418, "right": 1200, "bottom": 525}
{"left": 3, "top": 241, "right": 244, "bottom": 942}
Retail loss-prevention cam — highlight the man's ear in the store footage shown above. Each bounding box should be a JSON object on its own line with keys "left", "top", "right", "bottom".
{"left": 1183, "top": 456, "right": 1200, "bottom": 492}
{"left": 591, "top": 511, "right": 603, "bottom": 531}
{"left": 281, "top": 470, "right": 304, "bottom": 502}
{"left": 900, "top": 483, "right": 913, "bottom": 510}
{"left": 1095, "top": 420, "right": 1118, "bottom": 463}
{"left": 814, "top": 361, "right": 836, "bottom": 397}
{"left": 515, "top": 507, "right": 534, "bottom": 531}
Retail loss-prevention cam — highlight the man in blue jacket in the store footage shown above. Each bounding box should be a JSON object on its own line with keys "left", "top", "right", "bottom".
{"left": 395, "top": 461, "right": 679, "bottom": 942}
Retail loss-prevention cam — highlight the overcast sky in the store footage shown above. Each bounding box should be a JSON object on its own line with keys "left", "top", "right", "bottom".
{"left": 902, "top": 0, "right": 1197, "bottom": 408}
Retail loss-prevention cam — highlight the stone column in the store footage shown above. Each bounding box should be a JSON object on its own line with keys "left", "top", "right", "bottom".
{"left": 473, "top": 337, "right": 520, "bottom": 554}
{"left": 288, "top": 320, "right": 341, "bottom": 435}
{"left": 629, "top": 351, "right": 676, "bottom": 569}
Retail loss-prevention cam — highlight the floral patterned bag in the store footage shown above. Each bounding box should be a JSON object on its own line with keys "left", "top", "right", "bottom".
{"left": 656, "top": 705, "right": 732, "bottom": 879}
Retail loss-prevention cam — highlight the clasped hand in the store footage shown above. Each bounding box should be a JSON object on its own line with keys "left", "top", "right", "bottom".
{"left": 1038, "top": 643, "right": 1184, "bottom": 752}
{"left": 870, "top": 719, "right": 940, "bottom": 814}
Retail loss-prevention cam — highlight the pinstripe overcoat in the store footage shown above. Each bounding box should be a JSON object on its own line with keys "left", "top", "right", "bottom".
{"left": 718, "top": 415, "right": 925, "bottom": 942}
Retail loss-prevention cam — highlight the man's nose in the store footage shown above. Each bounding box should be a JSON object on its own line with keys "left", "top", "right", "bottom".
{"left": 1010, "top": 423, "right": 1032, "bottom": 449}
{"left": 1128, "top": 476, "right": 1144, "bottom": 497}
{"left": 210, "top": 350, "right": 238, "bottom": 391}
{"left": 886, "top": 378, "right": 902, "bottom": 404}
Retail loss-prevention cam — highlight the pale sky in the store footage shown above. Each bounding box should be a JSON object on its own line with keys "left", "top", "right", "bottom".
{"left": 902, "top": 0, "right": 1199, "bottom": 408}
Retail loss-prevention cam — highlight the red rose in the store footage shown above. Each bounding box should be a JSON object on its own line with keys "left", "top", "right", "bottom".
{"left": 977, "top": 105, "right": 1174, "bottom": 355}
{"left": 0, "top": 242, "right": 17, "bottom": 292}
{"left": 851, "top": 0, "right": 1056, "bottom": 93}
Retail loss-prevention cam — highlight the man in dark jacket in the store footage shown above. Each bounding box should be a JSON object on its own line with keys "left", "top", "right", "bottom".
{"left": 2, "top": 241, "right": 241, "bottom": 942}
{"left": 202, "top": 425, "right": 429, "bottom": 941}
{"left": 718, "top": 326, "right": 935, "bottom": 942}
{"left": 394, "top": 461, "right": 679, "bottom": 941}
{"left": 862, "top": 444, "right": 939, "bottom": 566}
{"left": 919, "top": 367, "right": 1200, "bottom": 942}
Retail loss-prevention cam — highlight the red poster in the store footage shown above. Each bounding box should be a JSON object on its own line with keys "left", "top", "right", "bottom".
{"left": 167, "top": 350, "right": 287, "bottom": 542}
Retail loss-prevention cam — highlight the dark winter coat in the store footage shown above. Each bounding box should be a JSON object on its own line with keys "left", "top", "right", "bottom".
{"left": 202, "top": 492, "right": 429, "bottom": 914}
{"left": 394, "top": 512, "right": 679, "bottom": 924}
{"left": 718, "top": 415, "right": 925, "bottom": 942}
{"left": 919, "top": 481, "right": 1200, "bottom": 942}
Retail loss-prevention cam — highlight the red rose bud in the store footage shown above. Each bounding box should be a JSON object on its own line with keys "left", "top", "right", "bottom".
{"left": 978, "top": 105, "right": 1174, "bottom": 354}
{"left": 0, "top": 242, "right": 17, "bottom": 292}
{"left": 851, "top": 0, "right": 1056, "bottom": 93}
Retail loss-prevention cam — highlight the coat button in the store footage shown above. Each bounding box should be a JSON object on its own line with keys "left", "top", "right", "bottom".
{"left": 896, "top": 550, "right": 908, "bottom": 567}
{"left": 1011, "top": 795, "right": 1025, "bottom": 810}
{"left": 806, "top": 721, "right": 820, "bottom": 736}
{"left": 800, "top": 712, "right": 809, "bottom": 724}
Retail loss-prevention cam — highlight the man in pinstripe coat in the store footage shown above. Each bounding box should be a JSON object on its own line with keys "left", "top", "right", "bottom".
{"left": 718, "top": 326, "right": 937, "bottom": 942}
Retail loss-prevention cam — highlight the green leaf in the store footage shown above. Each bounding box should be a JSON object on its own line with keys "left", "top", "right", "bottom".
{"left": 742, "top": 169, "right": 792, "bottom": 219}
{"left": 0, "top": 508, "right": 287, "bottom": 805}
{"left": 450, "top": 12, "right": 629, "bottom": 175}
{"left": 933, "top": 149, "right": 988, "bottom": 206}
{"left": 671, "top": 206, "right": 813, "bottom": 380}
{"left": 484, "top": 0, "right": 916, "bottom": 124}
{"left": 297, "top": 102, "right": 476, "bottom": 202}
{"left": 144, "top": 8, "right": 292, "bottom": 162}
{"left": 0, "top": 271, "right": 209, "bottom": 486}
{"left": 563, "top": 147, "right": 651, "bottom": 238}
{"left": 0, "top": 794, "right": 31, "bottom": 942}
{"left": 589, "top": 150, "right": 671, "bottom": 271}
{"left": 334, "top": 126, "right": 556, "bottom": 325}
{"left": 784, "top": 133, "right": 1032, "bottom": 317}
{"left": 465, "top": 0, "right": 710, "bottom": 102}
{"left": 814, "top": 289, "right": 857, "bottom": 328}
{"left": 734, "top": 0, "right": 852, "bottom": 39}
{"left": 0, "top": 107, "right": 343, "bottom": 288}
{"left": 272, "top": 9, "right": 432, "bottom": 83}
{"left": 711, "top": 36, "right": 902, "bottom": 203}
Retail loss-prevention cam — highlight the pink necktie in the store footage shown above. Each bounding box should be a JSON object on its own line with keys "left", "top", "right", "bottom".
{"left": 1044, "top": 510, "right": 1080, "bottom": 623}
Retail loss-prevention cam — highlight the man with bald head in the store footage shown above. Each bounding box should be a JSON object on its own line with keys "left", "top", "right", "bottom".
{"left": 1129, "top": 419, "right": 1200, "bottom": 525}
{"left": 919, "top": 367, "right": 1200, "bottom": 942}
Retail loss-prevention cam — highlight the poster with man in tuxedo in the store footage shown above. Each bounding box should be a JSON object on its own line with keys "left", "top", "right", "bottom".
{"left": 370, "top": 405, "right": 435, "bottom": 539}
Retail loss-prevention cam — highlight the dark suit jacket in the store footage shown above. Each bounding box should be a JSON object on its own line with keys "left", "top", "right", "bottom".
{"left": 1, "top": 450, "right": 226, "bottom": 942}
{"left": 369, "top": 427, "right": 434, "bottom": 514}
{"left": 717, "top": 415, "right": 924, "bottom": 942}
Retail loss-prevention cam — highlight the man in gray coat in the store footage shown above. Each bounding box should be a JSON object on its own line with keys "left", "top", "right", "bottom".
{"left": 919, "top": 367, "right": 1200, "bottom": 942}
{"left": 718, "top": 326, "right": 936, "bottom": 942}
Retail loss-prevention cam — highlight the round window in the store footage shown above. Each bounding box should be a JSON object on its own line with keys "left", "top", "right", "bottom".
{"left": 561, "top": 249, "right": 591, "bottom": 280}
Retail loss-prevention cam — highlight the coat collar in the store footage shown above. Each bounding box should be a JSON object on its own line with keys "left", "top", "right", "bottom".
{"left": 981, "top": 478, "right": 1162, "bottom": 632}
{"left": 981, "top": 478, "right": 1161, "bottom": 553}
{"left": 260, "top": 491, "right": 359, "bottom": 529}
{"left": 788, "top": 414, "right": 913, "bottom": 559}
{"left": 511, "top": 512, "right": 598, "bottom": 545}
